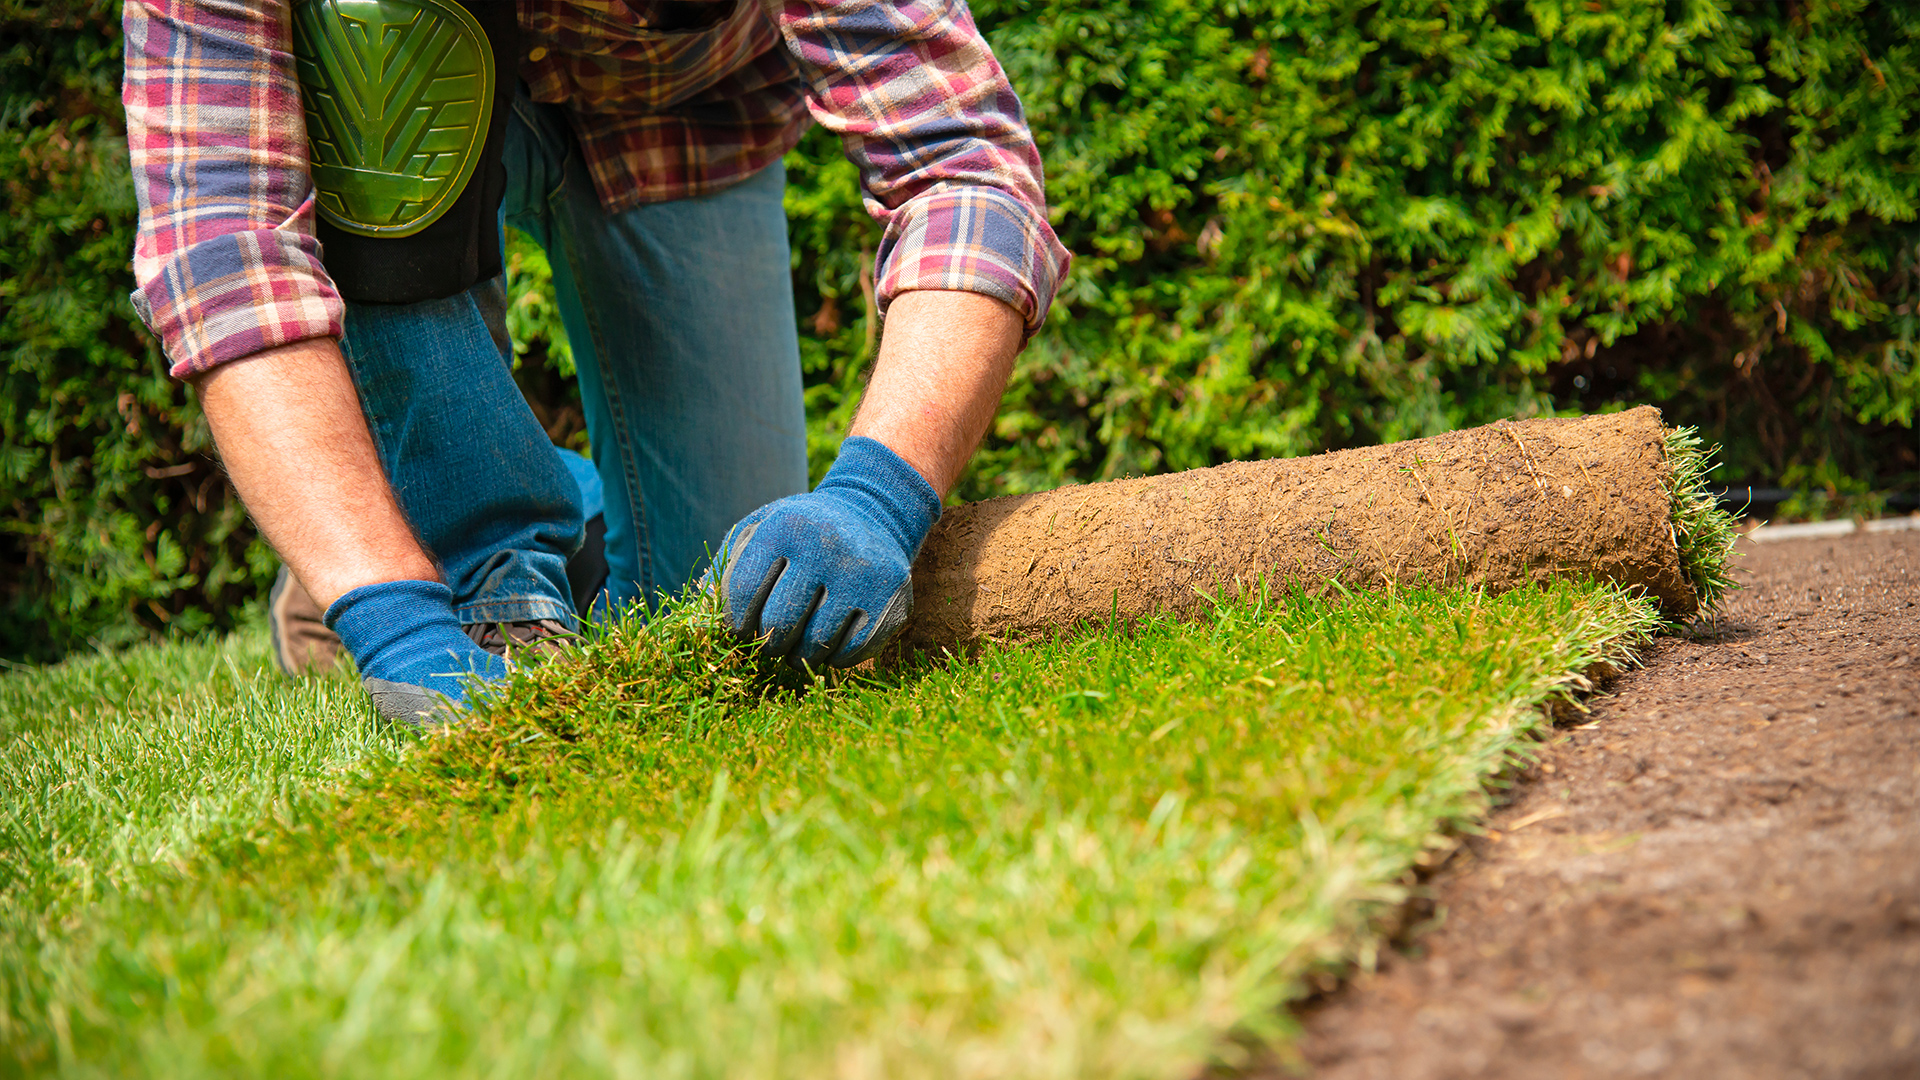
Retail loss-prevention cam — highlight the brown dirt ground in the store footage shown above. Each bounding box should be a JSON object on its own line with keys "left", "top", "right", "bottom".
{"left": 1287, "top": 529, "right": 1920, "bottom": 1080}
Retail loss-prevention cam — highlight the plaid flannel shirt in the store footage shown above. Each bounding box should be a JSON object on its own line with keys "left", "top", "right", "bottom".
{"left": 124, "top": 0, "right": 1071, "bottom": 378}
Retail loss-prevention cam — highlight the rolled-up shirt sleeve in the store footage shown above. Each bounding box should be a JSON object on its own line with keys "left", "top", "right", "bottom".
{"left": 124, "top": 0, "right": 341, "bottom": 379}
{"left": 764, "top": 0, "right": 1071, "bottom": 336}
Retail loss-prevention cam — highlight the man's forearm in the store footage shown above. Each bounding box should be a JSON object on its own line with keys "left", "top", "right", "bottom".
{"left": 849, "top": 289, "right": 1025, "bottom": 498}
{"left": 197, "top": 338, "right": 438, "bottom": 609}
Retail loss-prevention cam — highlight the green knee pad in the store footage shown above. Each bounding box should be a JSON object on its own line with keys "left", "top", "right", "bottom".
{"left": 290, "top": 0, "right": 518, "bottom": 303}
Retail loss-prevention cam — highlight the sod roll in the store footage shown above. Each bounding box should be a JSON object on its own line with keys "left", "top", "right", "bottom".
{"left": 899, "top": 406, "right": 1696, "bottom": 653}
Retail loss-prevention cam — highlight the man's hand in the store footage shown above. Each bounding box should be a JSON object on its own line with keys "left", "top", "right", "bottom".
{"left": 719, "top": 289, "right": 1024, "bottom": 665}
{"left": 719, "top": 437, "right": 940, "bottom": 668}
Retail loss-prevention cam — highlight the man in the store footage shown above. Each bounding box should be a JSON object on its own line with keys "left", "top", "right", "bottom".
{"left": 124, "top": 0, "right": 1068, "bottom": 721}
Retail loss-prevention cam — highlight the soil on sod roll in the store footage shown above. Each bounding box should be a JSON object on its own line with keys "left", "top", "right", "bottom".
{"left": 1290, "top": 529, "right": 1920, "bottom": 1080}
{"left": 903, "top": 406, "right": 1696, "bottom": 654}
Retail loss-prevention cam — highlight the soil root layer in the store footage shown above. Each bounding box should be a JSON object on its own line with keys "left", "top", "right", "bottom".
{"left": 903, "top": 406, "right": 1694, "bottom": 653}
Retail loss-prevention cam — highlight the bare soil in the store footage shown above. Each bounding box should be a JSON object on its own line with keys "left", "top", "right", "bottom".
{"left": 904, "top": 408, "right": 1694, "bottom": 654}
{"left": 1289, "top": 530, "right": 1920, "bottom": 1080}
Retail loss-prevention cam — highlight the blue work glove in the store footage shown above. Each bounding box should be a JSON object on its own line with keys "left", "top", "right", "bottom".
{"left": 718, "top": 436, "right": 941, "bottom": 669}
{"left": 325, "top": 579, "right": 509, "bottom": 725}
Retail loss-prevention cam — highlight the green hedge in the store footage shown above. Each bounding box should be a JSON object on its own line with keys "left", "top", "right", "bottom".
{"left": 897, "top": 0, "right": 1917, "bottom": 501}
{"left": 2, "top": 2, "right": 271, "bottom": 663}
{"left": 5, "top": 0, "right": 1917, "bottom": 662}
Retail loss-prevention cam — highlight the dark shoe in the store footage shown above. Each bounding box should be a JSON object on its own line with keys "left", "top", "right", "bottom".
{"left": 462, "top": 617, "right": 577, "bottom": 660}
{"left": 269, "top": 566, "right": 343, "bottom": 676}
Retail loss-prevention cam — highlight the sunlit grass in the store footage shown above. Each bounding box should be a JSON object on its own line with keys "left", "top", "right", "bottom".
{"left": 1664, "top": 425, "right": 1740, "bottom": 610}
{"left": 2, "top": 582, "right": 1656, "bottom": 1078}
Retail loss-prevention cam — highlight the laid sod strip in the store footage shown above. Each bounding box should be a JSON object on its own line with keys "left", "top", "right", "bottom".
{"left": 0, "top": 631, "right": 396, "bottom": 913}
{"left": 4, "top": 583, "right": 1655, "bottom": 1078}
{"left": 0, "top": 631, "right": 405, "bottom": 1067}
{"left": 902, "top": 406, "right": 1734, "bottom": 654}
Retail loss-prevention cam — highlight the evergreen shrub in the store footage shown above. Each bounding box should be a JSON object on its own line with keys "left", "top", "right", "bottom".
{"left": 3, "top": 2, "right": 269, "bottom": 662}
{"left": 774, "top": 0, "right": 1920, "bottom": 501}
{"left": 4, "top": 0, "right": 1916, "bottom": 661}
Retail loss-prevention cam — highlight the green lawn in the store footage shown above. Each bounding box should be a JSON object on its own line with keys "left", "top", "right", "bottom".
{"left": 2, "top": 583, "right": 1657, "bottom": 1079}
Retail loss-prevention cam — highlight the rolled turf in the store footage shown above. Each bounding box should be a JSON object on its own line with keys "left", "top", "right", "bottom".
{"left": 903, "top": 405, "right": 1733, "bottom": 653}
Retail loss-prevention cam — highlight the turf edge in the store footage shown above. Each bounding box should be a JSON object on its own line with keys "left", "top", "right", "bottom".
{"left": 1664, "top": 425, "right": 1740, "bottom": 612}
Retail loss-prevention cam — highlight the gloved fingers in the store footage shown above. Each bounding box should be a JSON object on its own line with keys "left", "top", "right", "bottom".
{"left": 714, "top": 519, "right": 761, "bottom": 594}
{"left": 712, "top": 487, "right": 925, "bottom": 669}
{"left": 756, "top": 569, "right": 827, "bottom": 662}
{"left": 732, "top": 557, "right": 788, "bottom": 640}
{"left": 718, "top": 519, "right": 787, "bottom": 637}
{"left": 831, "top": 579, "right": 914, "bottom": 668}
{"left": 798, "top": 599, "right": 865, "bottom": 670}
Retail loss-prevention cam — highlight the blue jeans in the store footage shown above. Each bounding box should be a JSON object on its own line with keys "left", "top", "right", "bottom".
{"left": 339, "top": 92, "right": 809, "bottom": 624}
